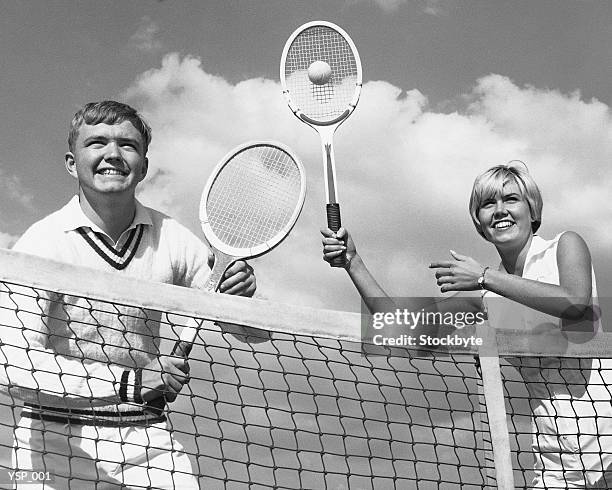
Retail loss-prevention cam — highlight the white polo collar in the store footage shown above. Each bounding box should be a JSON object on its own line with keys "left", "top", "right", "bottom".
{"left": 60, "top": 195, "right": 153, "bottom": 235}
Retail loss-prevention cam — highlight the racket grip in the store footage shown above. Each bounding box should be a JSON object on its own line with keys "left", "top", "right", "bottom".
{"left": 145, "top": 396, "right": 165, "bottom": 415}
{"left": 143, "top": 340, "right": 192, "bottom": 416}
{"left": 326, "top": 203, "right": 346, "bottom": 268}
{"left": 171, "top": 340, "right": 193, "bottom": 358}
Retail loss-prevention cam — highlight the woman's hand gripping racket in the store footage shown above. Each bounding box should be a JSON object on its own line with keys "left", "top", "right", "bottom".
{"left": 174, "top": 141, "right": 306, "bottom": 357}
{"left": 281, "top": 21, "right": 362, "bottom": 267}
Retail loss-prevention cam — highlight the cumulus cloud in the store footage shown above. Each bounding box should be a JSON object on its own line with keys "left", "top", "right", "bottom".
{"left": 372, "top": 0, "right": 407, "bottom": 12}
{"left": 352, "top": 0, "right": 453, "bottom": 15}
{"left": 0, "top": 169, "right": 33, "bottom": 249}
{"left": 0, "top": 231, "right": 18, "bottom": 249}
{"left": 423, "top": 0, "right": 453, "bottom": 16}
{"left": 0, "top": 170, "right": 34, "bottom": 210}
{"left": 128, "top": 16, "right": 163, "bottom": 53}
{"left": 123, "top": 54, "right": 612, "bottom": 311}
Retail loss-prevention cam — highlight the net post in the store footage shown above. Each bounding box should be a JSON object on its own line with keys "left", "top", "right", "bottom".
{"left": 477, "top": 324, "right": 515, "bottom": 490}
{"left": 475, "top": 364, "right": 495, "bottom": 489}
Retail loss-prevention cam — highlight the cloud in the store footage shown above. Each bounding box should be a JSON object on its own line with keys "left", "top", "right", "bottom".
{"left": 0, "top": 232, "right": 18, "bottom": 249}
{"left": 423, "top": 0, "right": 453, "bottom": 16}
{"left": 347, "top": 0, "right": 407, "bottom": 12}
{"left": 0, "top": 169, "right": 33, "bottom": 248}
{"left": 128, "top": 16, "right": 163, "bottom": 53}
{"left": 0, "top": 169, "right": 34, "bottom": 210}
{"left": 372, "top": 0, "right": 407, "bottom": 12}
{"left": 352, "top": 0, "right": 452, "bottom": 15}
{"left": 123, "top": 54, "right": 612, "bottom": 311}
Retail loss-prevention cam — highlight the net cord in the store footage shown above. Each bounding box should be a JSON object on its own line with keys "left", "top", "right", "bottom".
{"left": 2, "top": 248, "right": 612, "bottom": 356}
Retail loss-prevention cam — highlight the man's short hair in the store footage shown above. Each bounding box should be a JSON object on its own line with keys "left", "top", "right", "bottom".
{"left": 469, "top": 161, "right": 543, "bottom": 239}
{"left": 68, "top": 101, "right": 152, "bottom": 154}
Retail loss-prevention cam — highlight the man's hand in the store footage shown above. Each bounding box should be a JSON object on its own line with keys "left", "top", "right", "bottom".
{"left": 207, "top": 253, "right": 266, "bottom": 342}
{"left": 140, "top": 356, "right": 190, "bottom": 403}
{"left": 209, "top": 252, "right": 256, "bottom": 297}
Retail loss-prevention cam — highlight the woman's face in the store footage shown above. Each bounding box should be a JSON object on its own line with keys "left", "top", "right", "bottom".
{"left": 477, "top": 180, "right": 533, "bottom": 247}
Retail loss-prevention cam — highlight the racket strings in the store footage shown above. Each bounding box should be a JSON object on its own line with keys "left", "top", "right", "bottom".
{"left": 206, "top": 146, "right": 302, "bottom": 250}
{"left": 284, "top": 26, "right": 359, "bottom": 122}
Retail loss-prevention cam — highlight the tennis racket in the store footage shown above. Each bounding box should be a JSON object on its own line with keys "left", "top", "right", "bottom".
{"left": 280, "top": 21, "right": 362, "bottom": 267}
{"left": 174, "top": 141, "right": 306, "bottom": 357}
{"left": 146, "top": 142, "right": 305, "bottom": 414}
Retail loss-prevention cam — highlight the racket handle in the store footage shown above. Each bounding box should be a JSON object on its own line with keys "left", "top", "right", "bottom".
{"left": 326, "top": 203, "right": 346, "bottom": 268}
{"left": 145, "top": 396, "right": 165, "bottom": 415}
{"left": 143, "top": 340, "right": 192, "bottom": 416}
{"left": 171, "top": 340, "right": 193, "bottom": 358}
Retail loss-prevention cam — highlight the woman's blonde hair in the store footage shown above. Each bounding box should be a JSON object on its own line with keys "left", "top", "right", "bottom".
{"left": 469, "top": 161, "right": 543, "bottom": 239}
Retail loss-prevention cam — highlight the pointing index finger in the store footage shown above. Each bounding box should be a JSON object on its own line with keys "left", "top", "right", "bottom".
{"left": 429, "top": 261, "right": 453, "bottom": 269}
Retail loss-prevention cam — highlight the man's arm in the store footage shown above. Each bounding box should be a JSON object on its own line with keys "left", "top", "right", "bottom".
{"left": 0, "top": 291, "right": 192, "bottom": 407}
{"left": 0, "top": 290, "right": 135, "bottom": 407}
{"left": 2, "top": 225, "right": 144, "bottom": 407}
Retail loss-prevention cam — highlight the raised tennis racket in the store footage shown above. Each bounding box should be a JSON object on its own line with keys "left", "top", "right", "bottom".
{"left": 174, "top": 141, "right": 306, "bottom": 357}
{"left": 280, "top": 21, "right": 362, "bottom": 267}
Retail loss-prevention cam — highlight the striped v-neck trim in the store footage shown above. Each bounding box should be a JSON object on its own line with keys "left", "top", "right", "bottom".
{"left": 77, "top": 225, "right": 144, "bottom": 270}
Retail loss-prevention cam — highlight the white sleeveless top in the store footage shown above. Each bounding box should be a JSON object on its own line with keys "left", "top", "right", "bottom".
{"left": 483, "top": 233, "right": 612, "bottom": 484}
{"left": 483, "top": 233, "right": 600, "bottom": 340}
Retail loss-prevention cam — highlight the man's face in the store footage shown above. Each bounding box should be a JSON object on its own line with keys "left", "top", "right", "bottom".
{"left": 65, "top": 121, "right": 148, "bottom": 198}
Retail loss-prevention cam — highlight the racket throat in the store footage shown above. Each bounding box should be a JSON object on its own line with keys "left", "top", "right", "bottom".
{"left": 321, "top": 137, "right": 339, "bottom": 204}
{"left": 204, "top": 253, "right": 235, "bottom": 292}
{"left": 319, "top": 133, "right": 345, "bottom": 267}
{"left": 324, "top": 143, "right": 337, "bottom": 204}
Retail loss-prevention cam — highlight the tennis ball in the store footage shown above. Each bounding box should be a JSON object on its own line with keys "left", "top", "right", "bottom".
{"left": 308, "top": 60, "right": 332, "bottom": 85}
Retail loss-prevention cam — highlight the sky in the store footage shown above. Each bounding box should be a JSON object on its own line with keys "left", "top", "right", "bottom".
{"left": 1, "top": 0, "right": 612, "bottom": 313}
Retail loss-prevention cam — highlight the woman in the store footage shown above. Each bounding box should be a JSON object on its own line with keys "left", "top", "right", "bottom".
{"left": 321, "top": 162, "right": 611, "bottom": 488}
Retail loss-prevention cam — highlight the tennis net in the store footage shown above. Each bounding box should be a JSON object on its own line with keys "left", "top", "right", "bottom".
{"left": 0, "top": 248, "right": 610, "bottom": 489}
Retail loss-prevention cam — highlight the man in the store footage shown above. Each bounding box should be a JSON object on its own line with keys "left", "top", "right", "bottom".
{"left": 5, "top": 100, "right": 256, "bottom": 488}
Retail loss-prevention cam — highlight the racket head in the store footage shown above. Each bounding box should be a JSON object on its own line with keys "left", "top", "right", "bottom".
{"left": 280, "top": 20, "right": 362, "bottom": 127}
{"left": 200, "top": 141, "right": 306, "bottom": 259}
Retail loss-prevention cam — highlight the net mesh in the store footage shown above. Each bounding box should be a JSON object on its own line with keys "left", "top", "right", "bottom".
{"left": 204, "top": 144, "right": 303, "bottom": 250}
{"left": 283, "top": 25, "right": 359, "bottom": 122}
{"left": 0, "top": 250, "right": 611, "bottom": 489}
